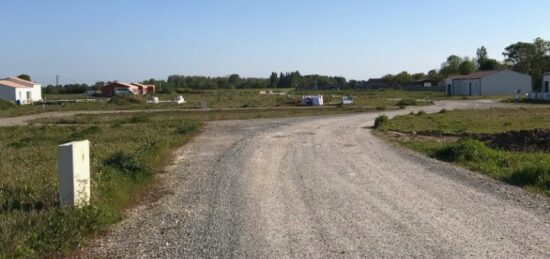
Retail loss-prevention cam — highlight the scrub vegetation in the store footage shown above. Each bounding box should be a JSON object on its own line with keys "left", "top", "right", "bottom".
{"left": 0, "top": 114, "right": 201, "bottom": 257}
{"left": 376, "top": 107, "right": 550, "bottom": 196}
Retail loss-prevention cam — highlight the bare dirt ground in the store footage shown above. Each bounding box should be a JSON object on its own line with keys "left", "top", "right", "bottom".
{"left": 71, "top": 100, "right": 549, "bottom": 258}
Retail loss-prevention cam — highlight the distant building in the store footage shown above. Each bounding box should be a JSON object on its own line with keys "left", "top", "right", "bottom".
{"left": 101, "top": 81, "right": 155, "bottom": 97}
{"left": 543, "top": 72, "right": 550, "bottom": 93}
{"left": 0, "top": 76, "right": 42, "bottom": 104}
{"left": 445, "top": 70, "right": 532, "bottom": 96}
{"left": 403, "top": 80, "right": 445, "bottom": 92}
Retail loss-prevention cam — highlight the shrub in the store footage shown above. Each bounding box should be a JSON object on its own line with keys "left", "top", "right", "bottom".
{"left": 127, "top": 115, "right": 151, "bottom": 124}
{"left": 376, "top": 106, "right": 386, "bottom": 111}
{"left": 104, "top": 152, "right": 150, "bottom": 179}
{"left": 507, "top": 160, "right": 550, "bottom": 190}
{"left": 439, "top": 109, "right": 449, "bottom": 114}
{"left": 436, "top": 139, "right": 490, "bottom": 161}
{"left": 374, "top": 115, "right": 389, "bottom": 129}
{"left": 416, "top": 110, "right": 426, "bottom": 116}
{"left": 0, "top": 99, "right": 15, "bottom": 109}
{"left": 397, "top": 98, "right": 418, "bottom": 106}
{"left": 108, "top": 95, "right": 144, "bottom": 105}
{"left": 81, "top": 125, "right": 101, "bottom": 135}
{"left": 176, "top": 122, "right": 199, "bottom": 135}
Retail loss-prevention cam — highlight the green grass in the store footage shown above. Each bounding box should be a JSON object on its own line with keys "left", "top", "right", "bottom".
{"left": 379, "top": 107, "right": 550, "bottom": 135}
{"left": 0, "top": 89, "right": 440, "bottom": 118}
{"left": 31, "top": 106, "right": 391, "bottom": 125}
{"left": 0, "top": 114, "right": 201, "bottom": 257}
{"left": 376, "top": 108, "right": 550, "bottom": 196}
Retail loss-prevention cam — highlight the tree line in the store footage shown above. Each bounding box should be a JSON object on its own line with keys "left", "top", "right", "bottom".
{"left": 140, "top": 72, "right": 349, "bottom": 93}
{"left": 19, "top": 37, "right": 550, "bottom": 93}
{"left": 382, "top": 37, "right": 550, "bottom": 90}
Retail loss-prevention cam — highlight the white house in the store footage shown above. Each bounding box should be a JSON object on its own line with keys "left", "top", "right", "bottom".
{"left": 0, "top": 77, "right": 43, "bottom": 104}
{"left": 543, "top": 72, "right": 550, "bottom": 93}
{"left": 445, "top": 70, "right": 532, "bottom": 96}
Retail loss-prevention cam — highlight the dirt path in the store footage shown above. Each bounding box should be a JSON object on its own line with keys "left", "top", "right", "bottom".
{"left": 78, "top": 100, "right": 550, "bottom": 258}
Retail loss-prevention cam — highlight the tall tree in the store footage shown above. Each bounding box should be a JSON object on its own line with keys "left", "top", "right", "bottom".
{"left": 503, "top": 37, "right": 550, "bottom": 90}
{"left": 269, "top": 72, "right": 278, "bottom": 88}
{"left": 412, "top": 73, "right": 426, "bottom": 81}
{"left": 476, "top": 46, "right": 489, "bottom": 67}
{"left": 440, "top": 55, "right": 463, "bottom": 76}
{"left": 459, "top": 59, "right": 476, "bottom": 75}
{"left": 479, "top": 59, "right": 501, "bottom": 71}
{"left": 427, "top": 69, "right": 443, "bottom": 82}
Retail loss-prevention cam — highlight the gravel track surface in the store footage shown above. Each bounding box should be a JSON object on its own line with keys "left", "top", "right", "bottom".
{"left": 77, "top": 100, "right": 550, "bottom": 258}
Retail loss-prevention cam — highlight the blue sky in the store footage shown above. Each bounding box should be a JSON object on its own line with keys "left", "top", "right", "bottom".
{"left": 2, "top": 0, "right": 549, "bottom": 85}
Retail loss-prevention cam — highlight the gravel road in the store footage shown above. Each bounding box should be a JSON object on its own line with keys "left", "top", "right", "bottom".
{"left": 79, "top": 100, "right": 550, "bottom": 258}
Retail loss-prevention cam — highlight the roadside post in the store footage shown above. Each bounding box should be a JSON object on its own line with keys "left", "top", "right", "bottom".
{"left": 57, "top": 140, "right": 91, "bottom": 207}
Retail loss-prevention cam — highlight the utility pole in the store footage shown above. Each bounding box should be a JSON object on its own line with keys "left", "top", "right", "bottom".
{"left": 56, "top": 75, "right": 60, "bottom": 87}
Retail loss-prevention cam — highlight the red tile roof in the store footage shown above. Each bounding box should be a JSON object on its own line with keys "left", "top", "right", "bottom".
{"left": 6, "top": 76, "right": 36, "bottom": 87}
{"left": 450, "top": 70, "right": 501, "bottom": 80}
{"left": 109, "top": 81, "right": 138, "bottom": 89}
{"left": 0, "top": 80, "right": 32, "bottom": 88}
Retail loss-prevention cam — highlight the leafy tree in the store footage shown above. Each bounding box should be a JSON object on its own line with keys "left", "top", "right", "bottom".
{"left": 459, "top": 59, "right": 476, "bottom": 75}
{"left": 269, "top": 72, "right": 278, "bottom": 87}
{"left": 394, "top": 71, "right": 414, "bottom": 86}
{"left": 412, "top": 73, "right": 426, "bottom": 81}
{"left": 476, "top": 46, "right": 489, "bottom": 67}
{"left": 503, "top": 37, "right": 550, "bottom": 90}
{"left": 17, "top": 74, "right": 31, "bottom": 81}
{"left": 427, "top": 69, "right": 444, "bottom": 82}
{"left": 440, "top": 55, "right": 463, "bottom": 76}
{"left": 479, "top": 59, "right": 501, "bottom": 71}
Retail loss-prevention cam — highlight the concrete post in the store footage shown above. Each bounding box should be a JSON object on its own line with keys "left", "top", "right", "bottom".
{"left": 57, "top": 140, "right": 91, "bottom": 207}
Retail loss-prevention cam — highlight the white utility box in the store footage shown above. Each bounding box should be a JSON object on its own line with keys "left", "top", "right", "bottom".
{"left": 57, "top": 140, "right": 91, "bottom": 207}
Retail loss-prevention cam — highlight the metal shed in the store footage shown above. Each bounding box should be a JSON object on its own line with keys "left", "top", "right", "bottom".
{"left": 445, "top": 70, "right": 531, "bottom": 96}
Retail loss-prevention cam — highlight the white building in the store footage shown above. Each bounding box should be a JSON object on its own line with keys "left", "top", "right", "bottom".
{"left": 0, "top": 77, "right": 42, "bottom": 104}
{"left": 445, "top": 70, "right": 531, "bottom": 96}
{"left": 543, "top": 72, "right": 550, "bottom": 93}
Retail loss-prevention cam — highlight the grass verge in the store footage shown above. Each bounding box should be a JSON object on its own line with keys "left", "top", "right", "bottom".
{"left": 375, "top": 108, "right": 550, "bottom": 196}
{"left": 0, "top": 114, "right": 201, "bottom": 257}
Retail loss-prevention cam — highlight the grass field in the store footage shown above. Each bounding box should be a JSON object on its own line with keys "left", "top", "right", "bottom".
{"left": 376, "top": 108, "right": 550, "bottom": 196}
{"left": 0, "top": 89, "right": 441, "bottom": 118}
{"left": 30, "top": 106, "right": 390, "bottom": 125}
{"left": 0, "top": 114, "right": 200, "bottom": 257}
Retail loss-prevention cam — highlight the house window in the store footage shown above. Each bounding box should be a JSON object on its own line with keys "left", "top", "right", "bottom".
{"left": 546, "top": 81, "right": 549, "bottom": 93}
{"left": 27, "top": 91, "right": 32, "bottom": 100}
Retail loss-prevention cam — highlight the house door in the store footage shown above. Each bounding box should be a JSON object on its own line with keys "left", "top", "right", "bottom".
{"left": 447, "top": 84, "right": 452, "bottom": 96}
{"left": 26, "top": 91, "right": 32, "bottom": 100}
{"left": 545, "top": 81, "right": 549, "bottom": 93}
